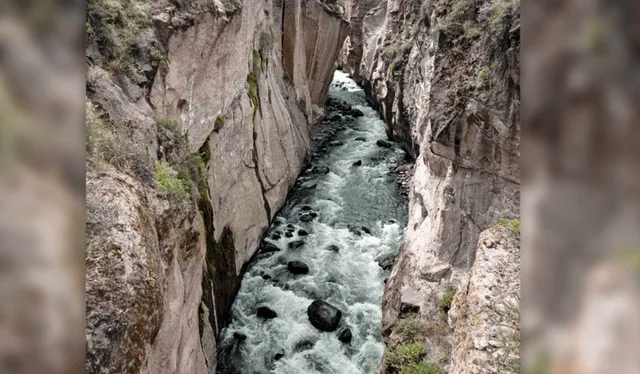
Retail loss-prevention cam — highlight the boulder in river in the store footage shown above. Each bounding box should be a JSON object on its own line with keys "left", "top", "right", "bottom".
{"left": 361, "top": 226, "right": 371, "bottom": 234}
{"left": 288, "top": 240, "right": 305, "bottom": 249}
{"left": 352, "top": 160, "right": 362, "bottom": 167}
{"left": 355, "top": 136, "right": 367, "bottom": 142}
{"left": 337, "top": 328, "right": 352, "bottom": 344}
{"left": 312, "top": 165, "right": 330, "bottom": 174}
{"left": 271, "top": 233, "right": 281, "bottom": 240}
{"left": 257, "top": 306, "right": 277, "bottom": 319}
{"left": 376, "top": 139, "right": 393, "bottom": 148}
{"left": 273, "top": 352, "right": 284, "bottom": 361}
{"left": 284, "top": 232, "right": 294, "bottom": 238}
{"left": 376, "top": 253, "right": 395, "bottom": 270}
{"left": 261, "top": 243, "right": 281, "bottom": 253}
{"left": 233, "top": 332, "right": 247, "bottom": 342}
{"left": 287, "top": 261, "right": 309, "bottom": 275}
{"left": 298, "top": 229, "right": 309, "bottom": 236}
{"left": 301, "top": 205, "right": 313, "bottom": 211}
{"left": 307, "top": 299, "right": 342, "bottom": 332}
{"left": 299, "top": 213, "right": 316, "bottom": 222}
{"left": 350, "top": 108, "right": 364, "bottom": 117}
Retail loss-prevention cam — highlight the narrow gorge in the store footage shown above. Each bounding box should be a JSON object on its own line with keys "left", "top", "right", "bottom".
{"left": 85, "top": 0, "right": 520, "bottom": 373}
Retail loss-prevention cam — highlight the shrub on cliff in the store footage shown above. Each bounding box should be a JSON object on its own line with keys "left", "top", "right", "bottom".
{"left": 438, "top": 282, "right": 456, "bottom": 313}
{"left": 86, "top": 98, "right": 153, "bottom": 182}
{"left": 86, "top": 0, "right": 152, "bottom": 75}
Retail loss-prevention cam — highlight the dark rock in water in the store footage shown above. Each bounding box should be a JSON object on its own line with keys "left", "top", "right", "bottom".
{"left": 294, "top": 339, "right": 316, "bottom": 353}
{"left": 337, "top": 328, "right": 352, "bottom": 344}
{"left": 387, "top": 219, "right": 397, "bottom": 224}
{"left": 376, "top": 253, "right": 395, "bottom": 270}
{"left": 307, "top": 299, "right": 342, "bottom": 332}
{"left": 298, "top": 229, "right": 309, "bottom": 236}
{"left": 312, "top": 166, "right": 330, "bottom": 174}
{"left": 348, "top": 226, "right": 362, "bottom": 236}
{"left": 271, "top": 233, "right": 281, "bottom": 240}
{"left": 287, "top": 261, "right": 309, "bottom": 275}
{"left": 287, "top": 224, "right": 295, "bottom": 229}
{"left": 285, "top": 232, "right": 294, "bottom": 238}
{"left": 355, "top": 136, "right": 367, "bottom": 142}
{"left": 361, "top": 226, "right": 371, "bottom": 234}
{"left": 301, "top": 205, "right": 313, "bottom": 211}
{"left": 233, "top": 332, "right": 247, "bottom": 342}
{"left": 273, "top": 352, "right": 284, "bottom": 361}
{"left": 288, "top": 240, "right": 305, "bottom": 249}
{"left": 299, "top": 214, "right": 316, "bottom": 222}
{"left": 376, "top": 139, "right": 393, "bottom": 148}
{"left": 262, "top": 243, "right": 281, "bottom": 253}
{"left": 350, "top": 108, "right": 364, "bottom": 117}
{"left": 329, "top": 114, "right": 342, "bottom": 121}
{"left": 261, "top": 274, "right": 272, "bottom": 280}
{"left": 326, "top": 244, "right": 340, "bottom": 252}
{"left": 352, "top": 160, "right": 362, "bottom": 167}
{"left": 330, "top": 140, "right": 344, "bottom": 146}
{"left": 257, "top": 306, "right": 277, "bottom": 319}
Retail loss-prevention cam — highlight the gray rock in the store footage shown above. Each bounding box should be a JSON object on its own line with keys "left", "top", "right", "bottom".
{"left": 307, "top": 299, "right": 342, "bottom": 332}
{"left": 288, "top": 261, "right": 309, "bottom": 275}
{"left": 376, "top": 253, "right": 395, "bottom": 270}
{"left": 257, "top": 306, "right": 277, "bottom": 319}
{"left": 337, "top": 328, "right": 352, "bottom": 343}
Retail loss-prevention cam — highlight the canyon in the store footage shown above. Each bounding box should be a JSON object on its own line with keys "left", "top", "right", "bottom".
{"left": 85, "top": 0, "right": 520, "bottom": 372}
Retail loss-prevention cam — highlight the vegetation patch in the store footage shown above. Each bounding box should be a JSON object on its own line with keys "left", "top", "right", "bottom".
{"left": 438, "top": 282, "right": 456, "bottom": 313}
{"left": 385, "top": 342, "right": 444, "bottom": 374}
{"left": 86, "top": 0, "right": 151, "bottom": 75}
{"left": 395, "top": 313, "right": 427, "bottom": 342}
{"left": 155, "top": 161, "right": 188, "bottom": 201}
{"left": 247, "top": 72, "right": 260, "bottom": 123}
{"left": 214, "top": 116, "right": 225, "bottom": 133}
{"left": 86, "top": 98, "right": 153, "bottom": 181}
{"left": 497, "top": 216, "right": 520, "bottom": 235}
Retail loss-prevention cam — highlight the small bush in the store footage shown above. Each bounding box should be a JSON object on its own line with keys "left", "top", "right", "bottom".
{"left": 247, "top": 72, "right": 260, "bottom": 122}
{"left": 395, "top": 314, "right": 426, "bottom": 342}
{"left": 438, "top": 282, "right": 456, "bottom": 313}
{"left": 402, "top": 362, "right": 444, "bottom": 374}
{"left": 463, "top": 20, "right": 481, "bottom": 39}
{"left": 214, "top": 116, "right": 225, "bottom": 133}
{"left": 86, "top": 98, "right": 153, "bottom": 181}
{"left": 86, "top": 0, "right": 151, "bottom": 75}
{"left": 478, "top": 68, "right": 490, "bottom": 89}
{"left": 154, "top": 113, "right": 180, "bottom": 132}
{"left": 155, "top": 161, "right": 188, "bottom": 200}
{"left": 385, "top": 342, "right": 426, "bottom": 371}
{"left": 497, "top": 217, "right": 520, "bottom": 235}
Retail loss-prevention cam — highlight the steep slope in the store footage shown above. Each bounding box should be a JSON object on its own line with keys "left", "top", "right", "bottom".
{"left": 340, "top": 0, "right": 520, "bottom": 371}
{"left": 85, "top": 0, "right": 348, "bottom": 372}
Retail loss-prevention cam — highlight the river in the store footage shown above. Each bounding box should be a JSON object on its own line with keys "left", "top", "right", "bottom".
{"left": 218, "top": 70, "right": 408, "bottom": 374}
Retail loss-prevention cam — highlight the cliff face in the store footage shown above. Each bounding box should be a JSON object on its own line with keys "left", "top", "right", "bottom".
{"left": 341, "top": 0, "right": 520, "bottom": 371}
{"left": 85, "top": 0, "right": 348, "bottom": 372}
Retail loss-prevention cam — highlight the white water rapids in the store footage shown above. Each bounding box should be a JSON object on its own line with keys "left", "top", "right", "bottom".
{"left": 218, "top": 71, "right": 408, "bottom": 374}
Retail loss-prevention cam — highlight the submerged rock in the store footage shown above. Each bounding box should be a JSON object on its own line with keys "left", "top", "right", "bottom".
{"left": 288, "top": 240, "right": 305, "bottom": 249}
{"left": 233, "top": 332, "right": 247, "bottom": 342}
{"left": 287, "top": 261, "right": 309, "bottom": 275}
{"left": 299, "top": 213, "right": 316, "bottom": 222}
{"left": 262, "top": 243, "right": 281, "bottom": 253}
{"left": 326, "top": 244, "right": 340, "bottom": 252}
{"left": 257, "top": 306, "right": 277, "bottom": 320}
{"left": 376, "top": 253, "right": 395, "bottom": 270}
{"left": 352, "top": 160, "right": 362, "bottom": 167}
{"left": 307, "top": 299, "right": 342, "bottom": 332}
{"left": 301, "top": 205, "right": 313, "bottom": 211}
{"left": 298, "top": 229, "right": 309, "bottom": 236}
{"left": 294, "top": 339, "right": 316, "bottom": 353}
{"left": 376, "top": 139, "right": 393, "bottom": 148}
{"left": 355, "top": 136, "right": 367, "bottom": 142}
{"left": 312, "top": 165, "right": 330, "bottom": 174}
{"left": 350, "top": 108, "right": 364, "bottom": 117}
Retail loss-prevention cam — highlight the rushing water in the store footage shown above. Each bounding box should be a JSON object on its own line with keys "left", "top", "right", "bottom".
{"left": 218, "top": 71, "right": 408, "bottom": 374}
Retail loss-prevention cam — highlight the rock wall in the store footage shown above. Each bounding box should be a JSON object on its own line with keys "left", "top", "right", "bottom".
{"left": 85, "top": 0, "right": 348, "bottom": 372}
{"left": 341, "top": 0, "right": 520, "bottom": 371}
